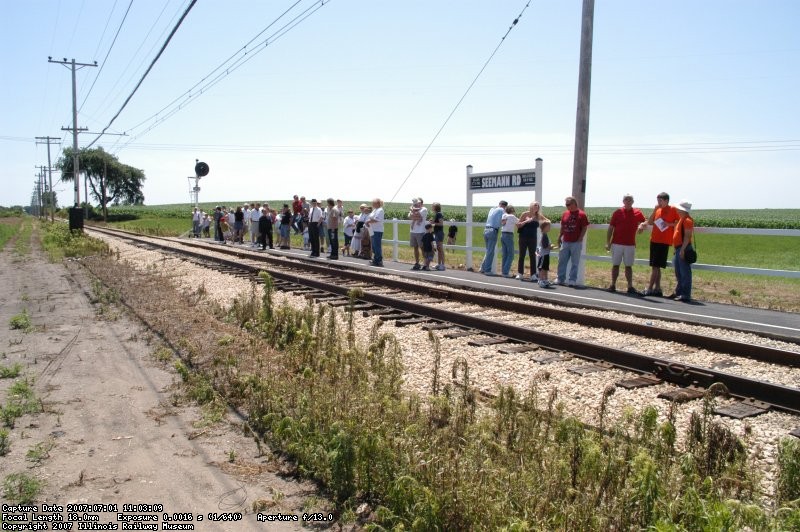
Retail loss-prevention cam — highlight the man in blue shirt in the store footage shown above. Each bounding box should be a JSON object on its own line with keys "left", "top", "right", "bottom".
{"left": 480, "top": 200, "right": 508, "bottom": 275}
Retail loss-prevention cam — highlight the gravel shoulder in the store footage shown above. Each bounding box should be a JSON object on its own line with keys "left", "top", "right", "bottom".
{"left": 0, "top": 233, "right": 332, "bottom": 530}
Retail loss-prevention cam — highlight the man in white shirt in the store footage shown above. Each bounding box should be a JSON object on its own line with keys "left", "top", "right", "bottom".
{"left": 249, "top": 203, "right": 261, "bottom": 246}
{"left": 308, "top": 199, "right": 322, "bottom": 257}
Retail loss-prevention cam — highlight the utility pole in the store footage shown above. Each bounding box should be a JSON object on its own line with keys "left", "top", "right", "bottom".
{"left": 35, "top": 168, "right": 45, "bottom": 217}
{"left": 49, "top": 57, "right": 96, "bottom": 230}
{"left": 571, "top": 0, "right": 595, "bottom": 209}
{"left": 36, "top": 136, "right": 61, "bottom": 221}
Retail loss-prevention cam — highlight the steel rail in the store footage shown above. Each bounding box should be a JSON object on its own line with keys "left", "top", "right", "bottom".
{"left": 87, "top": 226, "right": 800, "bottom": 416}
{"left": 89, "top": 226, "right": 800, "bottom": 367}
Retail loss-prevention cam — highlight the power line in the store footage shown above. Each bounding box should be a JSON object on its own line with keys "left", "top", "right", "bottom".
{"left": 79, "top": 0, "right": 135, "bottom": 112}
{"left": 85, "top": 0, "right": 198, "bottom": 149}
{"left": 112, "top": 0, "right": 330, "bottom": 153}
{"left": 387, "top": 0, "right": 532, "bottom": 203}
{"left": 91, "top": 0, "right": 181, "bottom": 122}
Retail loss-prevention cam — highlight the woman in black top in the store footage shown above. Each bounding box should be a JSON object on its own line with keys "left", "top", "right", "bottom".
{"left": 279, "top": 204, "right": 292, "bottom": 249}
{"left": 431, "top": 202, "right": 446, "bottom": 270}
{"left": 515, "top": 201, "right": 546, "bottom": 280}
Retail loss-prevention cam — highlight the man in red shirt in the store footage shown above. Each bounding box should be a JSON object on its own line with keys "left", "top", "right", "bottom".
{"left": 557, "top": 196, "right": 590, "bottom": 287}
{"left": 638, "top": 192, "right": 679, "bottom": 297}
{"left": 606, "top": 194, "right": 646, "bottom": 294}
{"left": 291, "top": 195, "right": 303, "bottom": 234}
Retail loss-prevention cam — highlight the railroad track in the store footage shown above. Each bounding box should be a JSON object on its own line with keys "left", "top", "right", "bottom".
{"left": 87, "top": 225, "right": 800, "bottom": 432}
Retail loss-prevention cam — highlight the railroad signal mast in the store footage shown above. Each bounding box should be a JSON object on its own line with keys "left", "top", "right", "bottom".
{"left": 189, "top": 160, "right": 209, "bottom": 208}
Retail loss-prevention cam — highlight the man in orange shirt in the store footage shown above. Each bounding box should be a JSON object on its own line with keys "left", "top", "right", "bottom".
{"left": 638, "top": 192, "right": 679, "bottom": 297}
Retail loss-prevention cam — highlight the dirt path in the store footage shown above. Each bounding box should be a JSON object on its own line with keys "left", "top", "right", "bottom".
{"left": 0, "top": 231, "right": 335, "bottom": 530}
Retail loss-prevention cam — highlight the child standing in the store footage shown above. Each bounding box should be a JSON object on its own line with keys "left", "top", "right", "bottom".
{"left": 421, "top": 223, "right": 436, "bottom": 270}
{"left": 500, "top": 205, "right": 518, "bottom": 277}
{"left": 537, "top": 220, "right": 554, "bottom": 287}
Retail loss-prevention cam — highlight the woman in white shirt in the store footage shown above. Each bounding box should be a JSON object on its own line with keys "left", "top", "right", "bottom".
{"left": 366, "top": 198, "right": 385, "bottom": 267}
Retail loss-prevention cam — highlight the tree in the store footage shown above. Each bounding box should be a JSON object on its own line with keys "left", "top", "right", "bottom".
{"left": 57, "top": 147, "right": 145, "bottom": 221}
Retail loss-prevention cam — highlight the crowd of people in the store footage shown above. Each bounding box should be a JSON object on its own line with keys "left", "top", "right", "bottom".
{"left": 189, "top": 191, "right": 696, "bottom": 301}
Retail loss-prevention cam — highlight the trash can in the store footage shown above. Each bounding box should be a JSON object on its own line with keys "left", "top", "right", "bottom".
{"left": 69, "top": 207, "right": 84, "bottom": 232}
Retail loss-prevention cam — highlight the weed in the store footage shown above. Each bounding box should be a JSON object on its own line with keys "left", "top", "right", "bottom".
{"left": 3, "top": 473, "right": 43, "bottom": 504}
{"left": 9, "top": 310, "right": 32, "bottom": 332}
{"left": 217, "top": 334, "right": 234, "bottom": 346}
{"left": 0, "top": 428, "right": 10, "bottom": 455}
{"left": 39, "top": 221, "right": 109, "bottom": 261}
{"left": 777, "top": 437, "right": 800, "bottom": 504}
{"left": 0, "top": 362, "right": 23, "bottom": 379}
{"left": 26, "top": 439, "right": 55, "bottom": 465}
{"left": 154, "top": 347, "right": 172, "bottom": 363}
{"left": 174, "top": 361, "right": 190, "bottom": 382}
{"left": 228, "top": 449, "right": 236, "bottom": 463}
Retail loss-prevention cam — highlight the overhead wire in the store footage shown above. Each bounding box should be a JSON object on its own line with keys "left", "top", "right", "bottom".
{"left": 111, "top": 138, "right": 800, "bottom": 156}
{"left": 93, "top": 0, "right": 180, "bottom": 123}
{"left": 79, "top": 0, "right": 135, "bottom": 113}
{"left": 85, "top": 0, "right": 199, "bottom": 149}
{"left": 112, "top": 0, "right": 328, "bottom": 153}
{"left": 387, "top": 0, "right": 532, "bottom": 203}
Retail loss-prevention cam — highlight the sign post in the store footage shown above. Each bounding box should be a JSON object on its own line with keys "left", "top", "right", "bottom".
{"left": 466, "top": 158, "right": 542, "bottom": 270}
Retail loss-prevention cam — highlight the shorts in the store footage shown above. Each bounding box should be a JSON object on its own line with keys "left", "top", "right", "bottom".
{"left": 433, "top": 230, "right": 444, "bottom": 243}
{"left": 649, "top": 242, "right": 669, "bottom": 269}
{"left": 344, "top": 234, "right": 352, "bottom": 246}
{"left": 424, "top": 251, "right": 434, "bottom": 262}
{"left": 537, "top": 254, "right": 550, "bottom": 272}
{"left": 611, "top": 244, "right": 635, "bottom": 267}
{"left": 410, "top": 232, "right": 425, "bottom": 248}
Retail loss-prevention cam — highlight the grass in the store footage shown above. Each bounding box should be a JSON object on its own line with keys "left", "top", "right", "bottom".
{"left": 81, "top": 250, "right": 800, "bottom": 529}
{"left": 13, "top": 219, "right": 32, "bottom": 256}
{"left": 9, "top": 311, "right": 32, "bottom": 333}
{"left": 0, "top": 428, "right": 9, "bottom": 456}
{"left": 2, "top": 473, "right": 43, "bottom": 504}
{"left": 0, "top": 218, "right": 21, "bottom": 249}
{"left": 0, "top": 363, "right": 23, "bottom": 379}
{"left": 39, "top": 220, "right": 110, "bottom": 261}
{"left": 1, "top": 378, "right": 41, "bottom": 429}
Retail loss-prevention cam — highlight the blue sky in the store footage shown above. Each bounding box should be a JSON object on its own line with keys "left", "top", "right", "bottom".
{"left": 2, "top": 0, "right": 799, "bottom": 210}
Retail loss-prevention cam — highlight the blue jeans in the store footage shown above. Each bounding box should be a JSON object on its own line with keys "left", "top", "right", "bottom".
{"left": 500, "top": 232, "right": 515, "bottom": 276}
{"left": 371, "top": 231, "right": 383, "bottom": 264}
{"left": 481, "top": 228, "right": 499, "bottom": 273}
{"left": 328, "top": 228, "right": 338, "bottom": 258}
{"left": 557, "top": 240, "right": 582, "bottom": 284}
{"left": 673, "top": 245, "right": 693, "bottom": 300}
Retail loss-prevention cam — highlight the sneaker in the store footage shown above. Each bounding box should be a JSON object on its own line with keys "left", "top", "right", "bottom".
{"left": 436, "top": 264, "right": 446, "bottom": 271}
{"left": 531, "top": 275, "right": 539, "bottom": 282}
{"left": 607, "top": 285, "right": 616, "bottom": 292}
{"left": 627, "top": 287, "right": 642, "bottom": 296}
{"left": 514, "top": 273, "right": 523, "bottom": 280}
{"left": 665, "top": 293, "right": 677, "bottom": 299}
{"left": 421, "top": 266, "right": 430, "bottom": 271}
{"left": 412, "top": 263, "right": 421, "bottom": 270}
{"left": 651, "top": 289, "right": 663, "bottom": 297}
{"left": 567, "top": 281, "right": 576, "bottom": 287}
